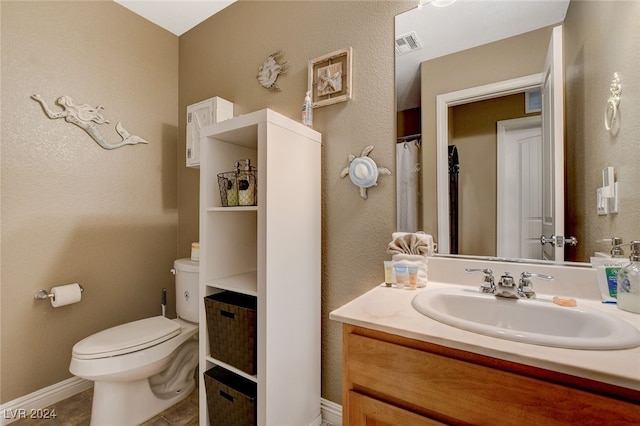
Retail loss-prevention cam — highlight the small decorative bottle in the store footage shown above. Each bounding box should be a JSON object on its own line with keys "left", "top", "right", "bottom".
{"left": 302, "top": 91, "right": 313, "bottom": 127}
{"left": 617, "top": 240, "right": 640, "bottom": 314}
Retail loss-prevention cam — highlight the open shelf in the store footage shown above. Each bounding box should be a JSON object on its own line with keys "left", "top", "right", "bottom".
{"left": 206, "top": 206, "right": 258, "bottom": 212}
{"left": 204, "top": 271, "right": 257, "bottom": 296}
{"left": 205, "top": 356, "right": 258, "bottom": 383}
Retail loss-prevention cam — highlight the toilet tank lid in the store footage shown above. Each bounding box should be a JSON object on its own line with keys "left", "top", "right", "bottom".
{"left": 174, "top": 258, "right": 199, "bottom": 272}
{"left": 72, "top": 316, "right": 181, "bottom": 360}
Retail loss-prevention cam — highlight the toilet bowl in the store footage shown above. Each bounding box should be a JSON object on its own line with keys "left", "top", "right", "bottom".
{"left": 70, "top": 259, "right": 200, "bottom": 426}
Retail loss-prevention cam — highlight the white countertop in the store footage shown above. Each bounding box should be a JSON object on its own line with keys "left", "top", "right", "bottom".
{"left": 330, "top": 280, "right": 640, "bottom": 391}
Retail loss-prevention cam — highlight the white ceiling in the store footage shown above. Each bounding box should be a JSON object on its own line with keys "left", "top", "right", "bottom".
{"left": 396, "top": 0, "right": 570, "bottom": 111}
{"left": 114, "top": 0, "right": 235, "bottom": 36}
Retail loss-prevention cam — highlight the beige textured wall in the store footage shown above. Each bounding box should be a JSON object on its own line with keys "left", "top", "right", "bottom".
{"left": 1, "top": 1, "right": 178, "bottom": 402}
{"left": 178, "top": 0, "right": 414, "bottom": 404}
{"left": 420, "top": 27, "right": 552, "bottom": 240}
{"left": 564, "top": 0, "right": 640, "bottom": 261}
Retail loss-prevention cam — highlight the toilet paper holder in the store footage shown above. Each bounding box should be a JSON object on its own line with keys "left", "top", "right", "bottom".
{"left": 34, "top": 284, "right": 84, "bottom": 301}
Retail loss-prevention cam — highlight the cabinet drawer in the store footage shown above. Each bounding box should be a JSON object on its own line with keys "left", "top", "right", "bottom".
{"left": 345, "top": 330, "right": 640, "bottom": 425}
{"left": 348, "top": 391, "right": 443, "bottom": 426}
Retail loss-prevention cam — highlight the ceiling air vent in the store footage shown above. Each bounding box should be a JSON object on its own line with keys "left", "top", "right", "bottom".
{"left": 395, "top": 32, "right": 422, "bottom": 56}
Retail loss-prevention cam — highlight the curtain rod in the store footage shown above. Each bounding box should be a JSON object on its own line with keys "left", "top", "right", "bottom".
{"left": 397, "top": 133, "right": 421, "bottom": 142}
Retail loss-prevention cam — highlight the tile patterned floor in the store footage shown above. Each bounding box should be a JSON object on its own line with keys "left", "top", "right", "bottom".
{"left": 9, "top": 386, "right": 198, "bottom": 426}
{"left": 8, "top": 385, "right": 333, "bottom": 425}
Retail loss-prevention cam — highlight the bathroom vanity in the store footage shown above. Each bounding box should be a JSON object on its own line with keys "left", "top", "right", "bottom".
{"left": 331, "top": 258, "right": 640, "bottom": 425}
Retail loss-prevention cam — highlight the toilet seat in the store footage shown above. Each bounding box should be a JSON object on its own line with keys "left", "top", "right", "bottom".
{"left": 73, "top": 316, "right": 181, "bottom": 360}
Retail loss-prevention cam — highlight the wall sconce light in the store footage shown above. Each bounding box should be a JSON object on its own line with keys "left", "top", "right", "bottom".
{"left": 604, "top": 72, "right": 621, "bottom": 132}
{"left": 419, "top": 0, "right": 457, "bottom": 8}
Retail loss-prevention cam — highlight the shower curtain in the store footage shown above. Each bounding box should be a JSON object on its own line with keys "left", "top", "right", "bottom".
{"left": 396, "top": 138, "right": 421, "bottom": 232}
{"left": 448, "top": 145, "right": 459, "bottom": 254}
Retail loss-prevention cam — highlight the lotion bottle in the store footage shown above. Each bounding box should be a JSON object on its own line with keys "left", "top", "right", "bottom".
{"left": 616, "top": 241, "right": 640, "bottom": 314}
{"left": 302, "top": 91, "right": 313, "bottom": 127}
{"left": 591, "top": 256, "right": 627, "bottom": 303}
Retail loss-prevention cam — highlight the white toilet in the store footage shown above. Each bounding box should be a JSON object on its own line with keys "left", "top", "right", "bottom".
{"left": 70, "top": 259, "right": 200, "bottom": 426}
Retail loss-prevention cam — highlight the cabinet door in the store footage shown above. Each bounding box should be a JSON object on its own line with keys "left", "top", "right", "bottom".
{"left": 186, "top": 101, "right": 211, "bottom": 167}
{"left": 186, "top": 97, "right": 233, "bottom": 167}
{"left": 345, "top": 326, "right": 640, "bottom": 425}
{"left": 348, "top": 391, "right": 443, "bottom": 426}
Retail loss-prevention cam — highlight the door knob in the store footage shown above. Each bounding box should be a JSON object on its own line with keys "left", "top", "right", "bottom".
{"left": 540, "top": 235, "right": 578, "bottom": 247}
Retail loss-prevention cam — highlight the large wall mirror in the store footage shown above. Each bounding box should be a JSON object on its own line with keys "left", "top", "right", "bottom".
{"left": 395, "top": 0, "right": 640, "bottom": 265}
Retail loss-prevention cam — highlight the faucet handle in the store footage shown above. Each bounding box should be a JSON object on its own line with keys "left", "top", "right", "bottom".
{"left": 465, "top": 268, "right": 495, "bottom": 293}
{"left": 518, "top": 272, "right": 553, "bottom": 299}
{"left": 520, "top": 272, "right": 554, "bottom": 282}
{"left": 465, "top": 268, "right": 493, "bottom": 275}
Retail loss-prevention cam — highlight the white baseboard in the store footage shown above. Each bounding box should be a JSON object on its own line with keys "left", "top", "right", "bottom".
{"left": 321, "top": 397, "right": 343, "bottom": 425}
{"left": 0, "top": 376, "right": 92, "bottom": 425}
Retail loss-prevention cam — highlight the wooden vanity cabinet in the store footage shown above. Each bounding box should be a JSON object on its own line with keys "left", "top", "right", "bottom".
{"left": 343, "top": 324, "right": 640, "bottom": 425}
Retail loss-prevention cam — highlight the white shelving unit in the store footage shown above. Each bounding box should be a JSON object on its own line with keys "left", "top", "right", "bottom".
{"left": 198, "top": 109, "right": 322, "bottom": 425}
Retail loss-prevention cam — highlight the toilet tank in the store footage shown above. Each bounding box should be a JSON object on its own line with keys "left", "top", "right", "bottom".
{"left": 173, "top": 258, "right": 199, "bottom": 323}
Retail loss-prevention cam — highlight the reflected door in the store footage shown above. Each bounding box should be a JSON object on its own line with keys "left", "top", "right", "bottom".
{"left": 497, "top": 116, "right": 543, "bottom": 259}
{"left": 541, "top": 25, "right": 565, "bottom": 261}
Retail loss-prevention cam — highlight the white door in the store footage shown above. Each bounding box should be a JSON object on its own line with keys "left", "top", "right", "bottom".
{"left": 541, "top": 25, "right": 565, "bottom": 261}
{"left": 497, "top": 116, "right": 542, "bottom": 259}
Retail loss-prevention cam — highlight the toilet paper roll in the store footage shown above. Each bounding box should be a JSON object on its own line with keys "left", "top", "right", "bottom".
{"left": 50, "top": 283, "right": 82, "bottom": 307}
{"left": 191, "top": 242, "right": 200, "bottom": 262}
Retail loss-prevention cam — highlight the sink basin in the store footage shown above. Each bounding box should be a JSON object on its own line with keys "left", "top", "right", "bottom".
{"left": 412, "top": 288, "right": 640, "bottom": 350}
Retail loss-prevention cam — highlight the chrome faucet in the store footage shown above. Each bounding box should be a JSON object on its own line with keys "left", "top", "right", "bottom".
{"left": 465, "top": 268, "right": 495, "bottom": 294}
{"left": 496, "top": 272, "right": 519, "bottom": 298}
{"left": 466, "top": 269, "right": 553, "bottom": 299}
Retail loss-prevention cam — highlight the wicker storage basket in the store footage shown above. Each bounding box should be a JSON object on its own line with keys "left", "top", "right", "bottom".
{"left": 217, "top": 163, "right": 257, "bottom": 207}
{"left": 204, "top": 366, "right": 256, "bottom": 426}
{"left": 204, "top": 291, "right": 257, "bottom": 375}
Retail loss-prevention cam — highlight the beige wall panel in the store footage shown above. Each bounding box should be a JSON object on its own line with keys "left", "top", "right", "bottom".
{"left": 564, "top": 0, "right": 640, "bottom": 261}
{"left": 1, "top": 1, "right": 179, "bottom": 402}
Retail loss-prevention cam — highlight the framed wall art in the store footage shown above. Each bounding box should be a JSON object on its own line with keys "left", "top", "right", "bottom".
{"left": 307, "top": 47, "right": 352, "bottom": 108}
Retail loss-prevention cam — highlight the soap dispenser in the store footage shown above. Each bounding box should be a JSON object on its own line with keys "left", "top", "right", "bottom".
{"left": 617, "top": 241, "right": 640, "bottom": 314}
{"left": 610, "top": 237, "right": 625, "bottom": 257}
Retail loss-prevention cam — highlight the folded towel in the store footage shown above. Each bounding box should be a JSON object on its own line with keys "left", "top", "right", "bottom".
{"left": 387, "top": 232, "right": 437, "bottom": 256}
